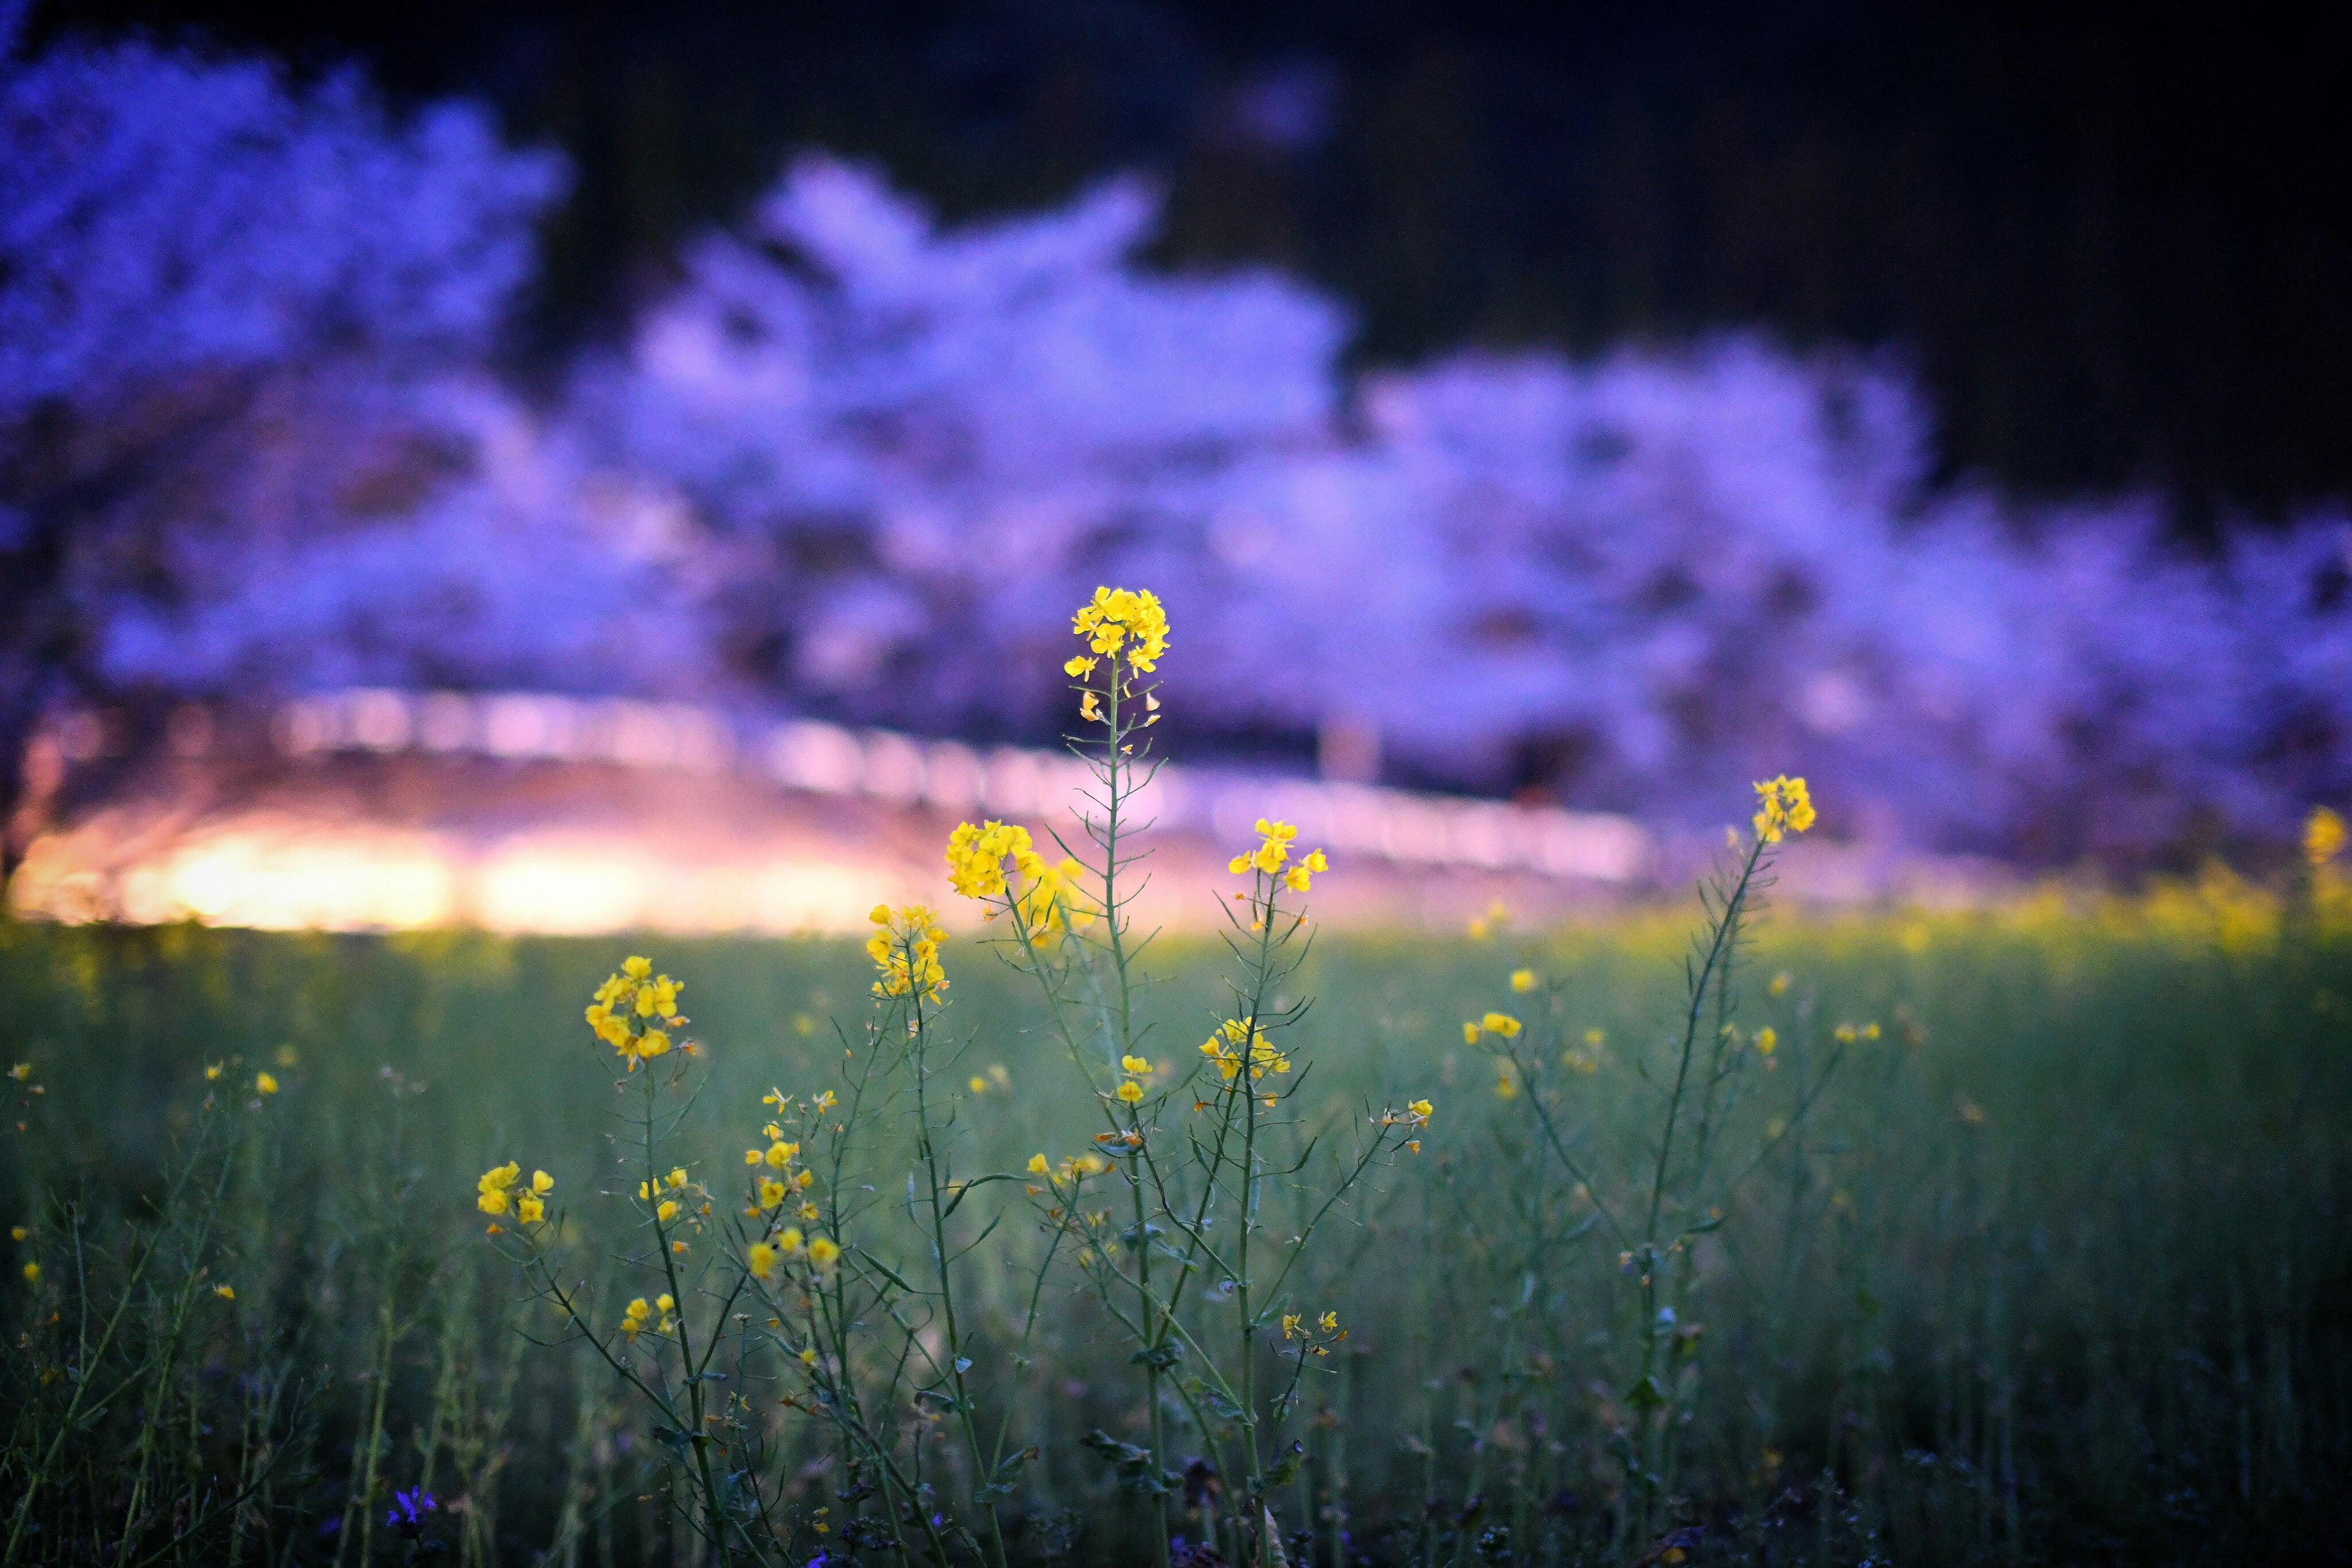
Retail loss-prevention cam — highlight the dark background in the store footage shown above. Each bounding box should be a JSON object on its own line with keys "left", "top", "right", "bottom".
{"left": 26, "top": 0, "right": 2352, "bottom": 529}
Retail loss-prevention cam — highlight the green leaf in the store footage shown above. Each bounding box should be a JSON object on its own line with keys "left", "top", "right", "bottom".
{"left": 1262, "top": 1439, "right": 1306, "bottom": 1487}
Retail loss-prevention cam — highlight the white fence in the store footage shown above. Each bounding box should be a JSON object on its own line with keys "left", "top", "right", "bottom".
{"left": 273, "top": 690, "right": 1652, "bottom": 883}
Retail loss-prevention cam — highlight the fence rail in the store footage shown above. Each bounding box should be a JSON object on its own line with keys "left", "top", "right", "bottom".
{"left": 271, "top": 690, "right": 1651, "bottom": 883}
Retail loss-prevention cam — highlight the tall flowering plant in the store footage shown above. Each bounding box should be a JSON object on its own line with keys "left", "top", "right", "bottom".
{"left": 473, "top": 587, "right": 1433, "bottom": 1567}
{"left": 1467, "top": 772, "right": 1850, "bottom": 1556}
{"left": 944, "top": 587, "right": 1435, "bottom": 1568}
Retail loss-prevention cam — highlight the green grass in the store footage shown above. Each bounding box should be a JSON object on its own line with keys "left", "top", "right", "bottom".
{"left": 2, "top": 885, "right": 2347, "bottom": 1566}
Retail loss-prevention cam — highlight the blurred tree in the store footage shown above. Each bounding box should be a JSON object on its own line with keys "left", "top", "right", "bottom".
{"left": 0, "top": 29, "right": 573, "bottom": 888}
{"left": 22, "top": 0, "right": 2352, "bottom": 524}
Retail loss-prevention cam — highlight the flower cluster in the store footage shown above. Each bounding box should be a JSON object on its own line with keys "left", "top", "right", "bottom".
{"left": 1752, "top": 775, "right": 1818, "bottom": 843}
{"left": 1463, "top": 1012, "right": 1521, "bottom": 1044}
{"left": 1379, "top": 1098, "right": 1436, "bottom": 1131}
{"left": 2309, "top": 806, "right": 2347, "bottom": 869}
{"left": 1279, "top": 1309, "right": 1347, "bottom": 1359}
{"left": 738, "top": 1093, "right": 842, "bottom": 1280}
{"left": 1111, "top": 1054, "right": 1153, "bottom": 1105}
{"left": 385, "top": 1489, "right": 438, "bottom": 1545}
{"left": 620, "top": 1292, "right": 676, "bottom": 1338}
{"left": 475, "top": 1161, "right": 554, "bottom": 1224}
{"left": 1200, "top": 1018, "right": 1289, "bottom": 1082}
{"left": 744, "top": 1097, "right": 822, "bottom": 1221}
{"left": 944, "top": 821, "right": 1090, "bottom": 934}
{"left": 1025, "top": 1150, "right": 1112, "bottom": 1191}
{"left": 585, "top": 957, "right": 685, "bottom": 1069}
{"left": 637, "top": 1167, "right": 714, "bottom": 1250}
{"left": 1068, "top": 586, "right": 1170, "bottom": 676}
{"left": 866, "top": 905, "right": 948, "bottom": 1001}
{"left": 1227, "top": 819, "right": 1329, "bottom": 892}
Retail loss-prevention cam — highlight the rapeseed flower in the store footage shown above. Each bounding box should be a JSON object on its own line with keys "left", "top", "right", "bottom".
{"left": 585, "top": 958, "right": 687, "bottom": 1068}
{"left": 748, "top": 1241, "right": 780, "bottom": 1280}
{"left": 807, "top": 1235, "right": 842, "bottom": 1268}
{"left": 866, "top": 904, "right": 949, "bottom": 1001}
{"left": 1200, "top": 1018, "right": 1289, "bottom": 1082}
{"left": 1754, "top": 1027, "right": 1777, "bottom": 1057}
{"left": 1510, "top": 969, "right": 1537, "bottom": 992}
{"left": 2309, "top": 806, "right": 2346, "bottom": 868}
{"left": 1479, "top": 1012, "right": 1522, "bottom": 1039}
{"left": 1071, "top": 586, "right": 1171, "bottom": 673}
{"left": 476, "top": 1161, "right": 522, "bottom": 1215}
{"left": 255, "top": 1072, "right": 279, "bottom": 1095}
{"left": 1115, "top": 1079, "right": 1145, "bottom": 1104}
{"left": 1752, "top": 775, "right": 1818, "bottom": 843}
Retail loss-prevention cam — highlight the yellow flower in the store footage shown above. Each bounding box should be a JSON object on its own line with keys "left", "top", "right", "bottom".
{"left": 1752, "top": 775, "right": 1817, "bottom": 843}
{"left": 7, "top": 1226, "right": 23, "bottom": 1241}
{"left": 1461, "top": 1020, "right": 1479, "bottom": 1045}
{"left": 656, "top": 1293, "right": 675, "bottom": 1313}
{"left": 23, "top": 1262, "right": 39, "bottom": 1283}
{"left": 1768, "top": 971, "right": 1792, "bottom": 997}
{"left": 968, "top": 1076, "right": 989, "bottom": 1094}
{"left": 476, "top": 1161, "right": 521, "bottom": 1213}
{"left": 760, "top": 1178, "right": 788, "bottom": 1208}
{"left": 1115, "top": 1079, "right": 1144, "bottom": 1104}
{"left": 587, "top": 959, "right": 687, "bottom": 1066}
{"left": 766, "top": 1140, "right": 798, "bottom": 1168}
{"left": 1466, "top": 900, "right": 1507, "bottom": 940}
{"left": 1199, "top": 1018, "right": 1289, "bottom": 1082}
{"left": 255, "top": 1072, "right": 279, "bottom": 1095}
{"left": 778, "top": 1227, "right": 805, "bottom": 1254}
{"left": 1754, "top": 1026, "right": 1777, "bottom": 1057}
{"left": 944, "top": 820, "right": 1034, "bottom": 899}
{"left": 1494, "top": 1074, "right": 1518, "bottom": 1099}
{"left": 668, "top": 1167, "right": 688, "bottom": 1189}
{"left": 866, "top": 904, "right": 949, "bottom": 1001}
{"left": 1318, "top": 1310, "right": 1339, "bottom": 1333}
{"left": 532, "top": 1170, "right": 555, "bottom": 1194}
{"left": 213, "top": 1284, "right": 234, "bottom": 1299}
{"left": 1480, "top": 1012, "right": 1522, "bottom": 1039}
{"left": 1280, "top": 1312, "right": 1302, "bottom": 1340}
{"left": 1509, "top": 969, "right": 1536, "bottom": 993}
{"left": 203, "top": 1062, "right": 222, "bottom": 1081}
{"left": 748, "top": 1242, "right": 780, "bottom": 1280}
{"left": 1027, "top": 1153, "right": 1050, "bottom": 1174}
{"left": 807, "top": 1236, "right": 842, "bottom": 1268}
{"left": 656, "top": 1200, "right": 680, "bottom": 1223}
{"left": 1071, "top": 586, "right": 1172, "bottom": 672}
{"left": 1121, "top": 1054, "right": 1152, "bottom": 1074}
{"left": 516, "top": 1195, "right": 545, "bottom": 1224}
{"left": 1079, "top": 690, "right": 1103, "bottom": 722}
{"left": 1409, "top": 1098, "right": 1434, "bottom": 1121}
{"left": 795, "top": 1169, "right": 815, "bottom": 1189}
{"left": 2309, "top": 806, "right": 2347, "bottom": 868}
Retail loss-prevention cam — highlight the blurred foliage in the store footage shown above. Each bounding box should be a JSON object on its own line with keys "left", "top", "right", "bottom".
{"left": 26, "top": 0, "right": 2352, "bottom": 525}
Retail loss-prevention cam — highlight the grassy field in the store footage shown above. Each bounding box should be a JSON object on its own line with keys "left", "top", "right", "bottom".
{"left": 2, "top": 869, "right": 2348, "bottom": 1567}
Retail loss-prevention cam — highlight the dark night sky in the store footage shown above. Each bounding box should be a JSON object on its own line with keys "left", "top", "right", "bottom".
{"left": 26, "top": 0, "right": 2352, "bottom": 527}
